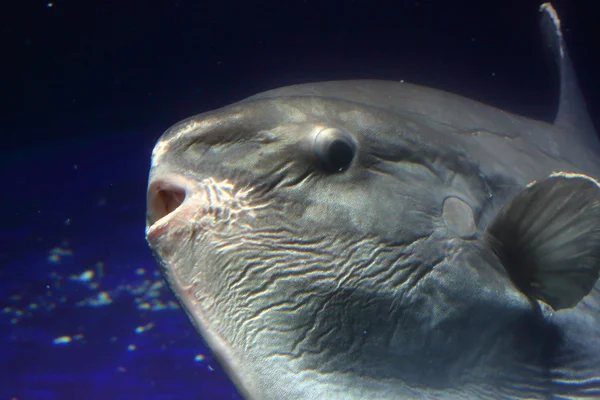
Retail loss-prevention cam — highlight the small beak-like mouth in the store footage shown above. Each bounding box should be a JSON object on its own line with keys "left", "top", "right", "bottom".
{"left": 146, "top": 176, "right": 188, "bottom": 238}
{"left": 146, "top": 173, "right": 256, "bottom": 246}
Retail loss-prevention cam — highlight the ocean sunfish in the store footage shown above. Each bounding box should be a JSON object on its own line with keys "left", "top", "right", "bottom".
{"left": 145, "top": 4, "right": 600, "bottom": 399}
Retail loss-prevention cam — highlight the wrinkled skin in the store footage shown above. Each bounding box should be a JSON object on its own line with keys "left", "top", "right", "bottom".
{"left": 146, "top": 86, "right": 600, "bottom": 399}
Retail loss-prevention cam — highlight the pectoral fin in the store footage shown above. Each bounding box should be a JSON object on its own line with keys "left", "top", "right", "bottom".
{"left": 486, "top": 172, "right": 600, "bottom": 310}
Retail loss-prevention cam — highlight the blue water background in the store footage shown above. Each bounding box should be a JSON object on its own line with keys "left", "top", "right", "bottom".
{"left": 0, "top": 135, "right": 241, "bottom": 399}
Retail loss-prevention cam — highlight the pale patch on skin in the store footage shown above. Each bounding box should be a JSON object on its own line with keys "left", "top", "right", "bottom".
{"left": 309, "top": 125, "right": 327, "bottom": 142}
{"left": 151, "top": 120, "right": 202, "bottom": 167}
{"left": 152, "top": 110, "right": 252, "bottom": 168}
{"left": 441, "top": 196, "right": 475, "bottom": 238}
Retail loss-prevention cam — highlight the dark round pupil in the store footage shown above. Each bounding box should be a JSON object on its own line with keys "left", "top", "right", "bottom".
{"left": 327, "top": 139, "right": 354, "bottom": 171}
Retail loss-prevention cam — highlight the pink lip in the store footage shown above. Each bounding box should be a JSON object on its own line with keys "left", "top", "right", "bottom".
{"left": 145, "top": 174, "right": 195, "bottom": 244}
{"left": 145, "top": 218, "right": 169, "bottom": 243}
{"left": 147, "top": 177, "right": 187, "bottom": 221}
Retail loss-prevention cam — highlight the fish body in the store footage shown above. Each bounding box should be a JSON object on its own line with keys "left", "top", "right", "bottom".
{"left": 146, "top": 4, "right": 600, "bottom": 399}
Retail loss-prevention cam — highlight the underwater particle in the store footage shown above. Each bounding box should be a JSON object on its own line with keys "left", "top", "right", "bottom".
{"left": 52, "top": 334, "right": 83, "bottom": 345}
{"left": 69, "top": 269, "right": 94, "bottom": 282}
{"left": 47, "top": 2, "right": 53, "bottom": 7}
{"left": 96, "top": 291, "right": 111, "bottom": 304}
{"left": 194, "top": 354, "right": 205, "bottom": 362}
{"left": 150, "top": 299, "right": 167, "bottom": 311}
{"left": 95, "top": 261, "right": 105, "bottom": 278}
{"left": 47, "top": 245, "right": 73, "bottom": 264}
{"left": 53, "top": 336, "right": 72, "bottom": 345}
{"left": 135, "top": 322, "right": 155, "bottom": 334}
{"left": 127, "top": 280, "right": 149, "bottom": 296}
{"left": 64, "top": 218, "right": 71, "bottom": 226}
{"left": 27, "top": 303, "right": 39, "bottom": 310}
{"left": 50, "top": 246, "right": 73, "bottom": 256}
{"left": 138, "top": 302, "right": 151, "bottom": 310}
{"left": 117, "top": 366, "right": 127, "bottom": 373}
{"left": 76, "top": 291, "right": 112, "bottom": 307}
{"left": 208, "top": 365, "right": 214, "bottom": 371}
{"left": 127, "top": 344, "right": 136, "bottom": 351}
{"left": 135, "top": 268, "right": 146, "bottom": 276}
{"left": 90, "top": 291, "right": 111, "bottom": 306}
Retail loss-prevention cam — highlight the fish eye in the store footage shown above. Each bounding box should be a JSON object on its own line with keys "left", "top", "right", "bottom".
{"left": 314, "top": 128, "right": 356, "bottom": 173}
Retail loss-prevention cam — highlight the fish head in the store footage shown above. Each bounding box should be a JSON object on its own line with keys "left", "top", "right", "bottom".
{"left": 145, "top": 2, "right": 600, "bottom": 395}
{"left": 145, "top": 95, "right": 558, "bottom": 399}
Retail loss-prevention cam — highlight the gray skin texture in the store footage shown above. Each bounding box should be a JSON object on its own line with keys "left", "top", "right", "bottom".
{"left": 146, "top": 7, "right": 600, "bottom": 400}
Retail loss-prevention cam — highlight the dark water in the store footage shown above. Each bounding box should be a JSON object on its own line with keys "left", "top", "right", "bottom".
{"left": 2, "top": 1, "right": 599, "bottom": 399}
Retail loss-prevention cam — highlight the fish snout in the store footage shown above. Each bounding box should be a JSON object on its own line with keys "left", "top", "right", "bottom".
{"left": 146, "top": 174, "right": 192, "bottom": 241}
{"left": 146, "top": 173, "right": 255, "bottom": 245}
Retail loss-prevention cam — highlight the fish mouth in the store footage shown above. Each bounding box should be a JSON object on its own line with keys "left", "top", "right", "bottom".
{"left": 146, "top": 173, "right": 262, "bottom": 247}
{"left": 148, "top": 179, "right": 186, "bottom": 225}
{"left": 145, "top": 174, "right": 195, "bottom": 241}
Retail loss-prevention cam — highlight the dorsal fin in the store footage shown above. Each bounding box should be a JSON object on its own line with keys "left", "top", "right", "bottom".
{"left": 540, "top": 3, "right": 599, "bottom": 149}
